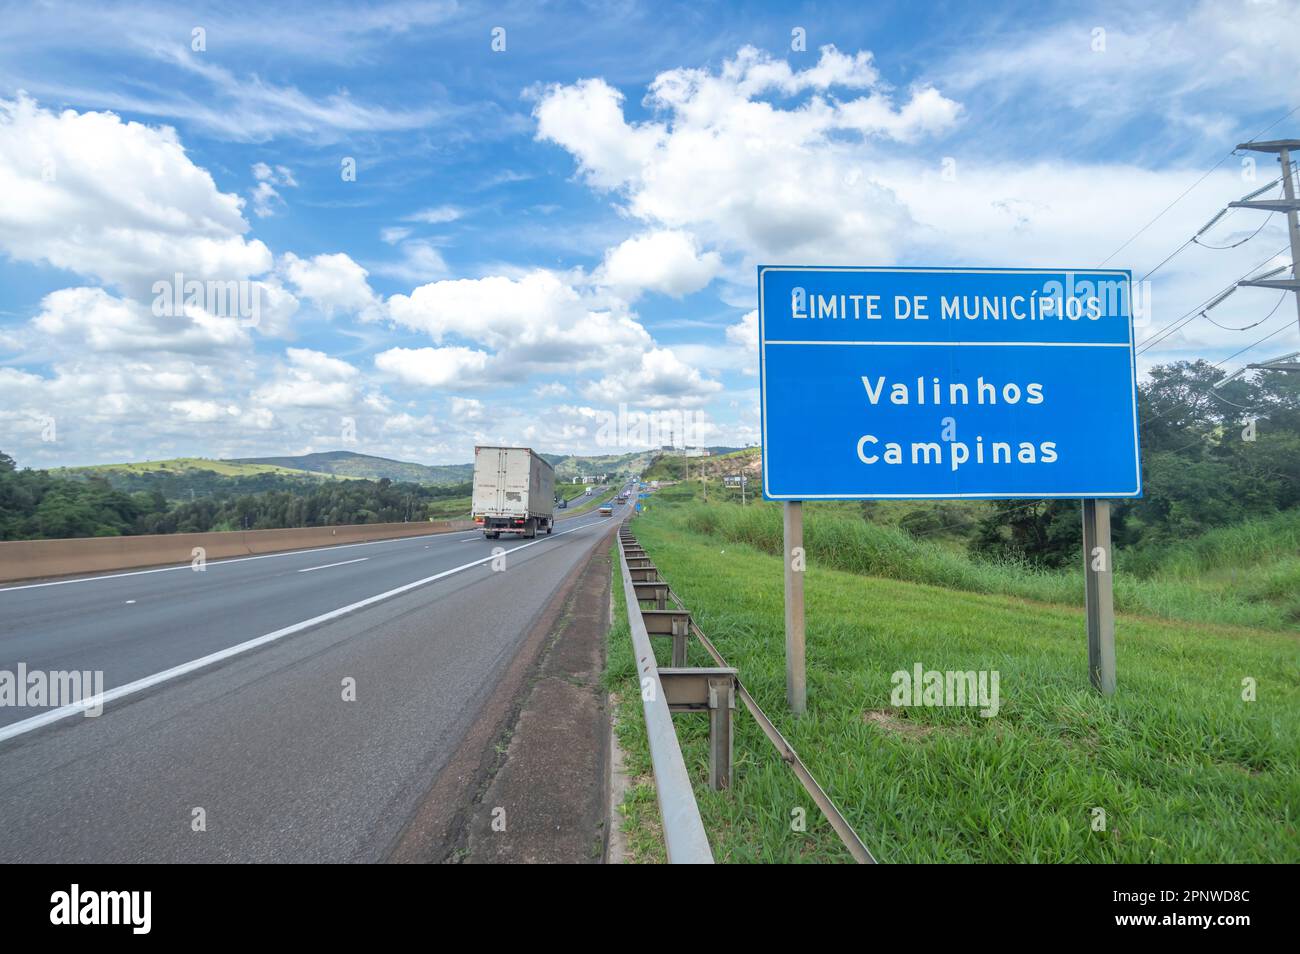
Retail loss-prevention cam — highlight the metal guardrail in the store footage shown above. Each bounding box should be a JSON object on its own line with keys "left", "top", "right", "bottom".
{"left": 672, "top": 592, "right": 878, "bottom": 864}
{"left": 618, "top": 521, "right": 878, "bottom": 865}
{"left": 616, "top": 525, "right": 715, "bottom": 864}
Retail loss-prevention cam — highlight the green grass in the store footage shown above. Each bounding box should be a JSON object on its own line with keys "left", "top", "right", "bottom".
{"left": 423, "top": 495, "right": 472, "bottom": 519}
{"left": 558, "top": 483, "right": 594, "bottom": 502}
{"left": 644, "top": 483, "right": 1299, "bottom": 631}
{"left": 605, "top": 495, "right": 1300, "bottom": 863}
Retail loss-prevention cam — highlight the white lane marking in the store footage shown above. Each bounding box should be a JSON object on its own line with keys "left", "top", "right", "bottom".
{"left": 0, "top": 515, "right": 615, "bottom": 745}
{"left": 297, "top": 558, "right": 369, "bottom": 573}
{"left": 0, "top": 528, "right": 477, "bottom": 593}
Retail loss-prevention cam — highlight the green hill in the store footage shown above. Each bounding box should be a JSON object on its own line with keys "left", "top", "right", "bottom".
{"left": 230, "top": 451, "right": 472, "bottom": 484}
{"left": 56, "top": 446, "right": 750, "bottom": 496}
{"left": 57, "top": 457, "right": 322, "bottom": 479}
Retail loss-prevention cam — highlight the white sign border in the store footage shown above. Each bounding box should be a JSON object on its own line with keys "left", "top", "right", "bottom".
{"left": 757, "top": 265, "right": 1144, "bottom": 501}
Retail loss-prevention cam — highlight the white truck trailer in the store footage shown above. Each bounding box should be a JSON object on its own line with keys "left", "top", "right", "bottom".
{"left": 472, "top": 446, "right": 556, "bottom": 539}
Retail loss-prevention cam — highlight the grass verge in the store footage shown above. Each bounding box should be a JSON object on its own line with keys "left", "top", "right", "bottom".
{"left": 649, "top": 485, "right": 1299, "bottom": 630}
{"left": 604, "top": 502, "right": 1299, "bottom": 863}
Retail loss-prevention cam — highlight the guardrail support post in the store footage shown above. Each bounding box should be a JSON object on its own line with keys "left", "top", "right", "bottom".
{"left": 708, "top": 676, "right": 735, "bottom": 790}
{"left": 784, "top": 501, "right": 807, "bottom": 714}
{"left": 1082, "top": 499, "right": 1116, "bottom": 695}
{"left": 672, "top": 633, "right": 689, "bottom": 668}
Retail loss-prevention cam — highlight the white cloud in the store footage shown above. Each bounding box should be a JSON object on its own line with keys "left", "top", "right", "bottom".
{"left": 371, "top": 239, "right": 448, "bottom": 283}
{"left": 722, "top": 308, "right": 759, "bottom": 376}
{"left": 534, "top": 381, "right": 568, "bottom": 398}
{"left": 247, "top": 277, "right": 301, "bottom": 338}
{"left": 0, "top": 4, "right": 461, "bottom": 143}
{"left": 33, "top": 286, "right": 251, "bottom": 354}
{"left": 534, "top": 39, "right": 1296, "bottom": 366}
{"left": 405, "top": 205, "right": 463, "bottom": 224}
{"left": 251, "top": 347, "right": 358, "bottom": 408}
{"left": 532, "top": 78, "right": 665, "bottom": 190}
{"left": 169, "top": 399, "right": 239, "bottom": 423}
{"left": 582, "top": 347, "right": 722, "bottom": 409}
{"left": 280, "top": 251, "right": 382, "bottom": 319}
{"left": 534, "top": 47, "right": 961, "bottom": 264}
{"left": 941, "top": 0, "right": 1300, "bottom": 132}
{"left": 725, "top": 309, "right": 758, "bottom": 349}
{"left": 374, "top": 346, "right": 494, "bottom": 389}
{"left": 598, "top": 230, "right": 721, "bottom": 298}
{"left": 449, "top": 396, "right": 486, "bottom": 422}
{"left": 0, "top": 95, "right": 271, "bottom": 296}
{"left": 249, "top": 162, "right": 297, "bottom": 217}
{"left": 385, "top": 269, "right": 651, "bottom": 372}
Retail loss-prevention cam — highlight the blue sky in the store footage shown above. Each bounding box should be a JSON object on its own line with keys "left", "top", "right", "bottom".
{"left": 1, "top": 0, "right": 1297, "bottom": 467}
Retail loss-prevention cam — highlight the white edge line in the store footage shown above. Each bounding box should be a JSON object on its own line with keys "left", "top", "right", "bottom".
{"left": 297, "top": 557, "right": 369, "bottom": 573}
{"left": 0, "top": 516, "right": 615, "bottom": 745}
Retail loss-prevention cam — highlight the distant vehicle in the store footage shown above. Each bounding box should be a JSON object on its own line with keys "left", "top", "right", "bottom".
{"left": 472, "top": 446, "right": 555, "bottom": 539}
{"left": 556, "top": 496, "right": 567, "bottom": 510}
{"left": 584, "top": 488, "right": 592, "bottom": 496}
{"left": 597, "top": 505, "right": 613, "bottom": 516}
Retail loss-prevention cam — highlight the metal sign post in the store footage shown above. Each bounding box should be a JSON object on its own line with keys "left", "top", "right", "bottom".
{"left": 1082, "top": 499, "right": 1116, "bottom": 695}
{"left": 783, "top": 501, "right": 807, "bottom": 714}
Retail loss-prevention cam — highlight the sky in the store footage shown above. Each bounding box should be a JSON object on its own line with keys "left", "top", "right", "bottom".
{"left": 0, "top": 0, "right": 1298, "bottom": 468}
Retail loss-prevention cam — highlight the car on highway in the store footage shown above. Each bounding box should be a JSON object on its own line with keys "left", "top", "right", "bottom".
{"left": 597, "top": 505, "right": 613, "bottom": 516}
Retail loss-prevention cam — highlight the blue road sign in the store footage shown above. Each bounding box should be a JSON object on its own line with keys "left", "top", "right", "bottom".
{"left": 758, "top": 266, "right": 1142, "bottom": 500}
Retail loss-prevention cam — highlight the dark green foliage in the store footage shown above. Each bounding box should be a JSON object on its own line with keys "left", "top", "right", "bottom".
{"left": 0, "top": 463, "right": 472, "bottom": 540}
{"left": 972, "top": 500, "right": 1082, "bottom": 568}
{"left": 970, "top": 360, "right": 1300, "bottom": 564}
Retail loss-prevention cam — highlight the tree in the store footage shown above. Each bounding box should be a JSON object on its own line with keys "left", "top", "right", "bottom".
{"left": 971, "top": 500, "right": 1081, "bottom": 568}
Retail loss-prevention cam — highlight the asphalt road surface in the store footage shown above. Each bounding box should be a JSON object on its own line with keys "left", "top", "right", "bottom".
{"left": 0, "top": 493, "right": 631, "bottom": 862}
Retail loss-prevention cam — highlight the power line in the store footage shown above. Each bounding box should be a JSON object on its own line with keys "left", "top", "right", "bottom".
{"left": 1217, "top": 318, "right": 1295, "bottom": 368}
{"left": 1137, "top": 237, "right": 1196, "bottom": 284}
{"left": 1193, "top": 212, "right": 1274, "bottom": 250}
{"left": 1139, "top": 315, "right": 1297, "bottom": 429}
{"left": 1135, "top": 245, "right": 1289, "bottom": 354}
{"left": 1203, "top": 290, "right": 1288, "bottom": 330}
{"left": 1096, "top": 103, "right": 1300, "bottom": 268}
{"left": 1207, "top": 388, "right": 1257, "bottom": 411}
{"left": 905, "top": 123, "right": 1300, "bottom": 540}
{"left": 1097, "top": 158, "right": 1236, "bottom": 267}
{"left": 1133, "top": 174, "right": 1288, "bottom": 282}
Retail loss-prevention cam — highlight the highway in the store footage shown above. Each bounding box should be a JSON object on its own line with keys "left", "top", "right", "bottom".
{"left": 0, "top": 493, "right": 629, "bottom": 862}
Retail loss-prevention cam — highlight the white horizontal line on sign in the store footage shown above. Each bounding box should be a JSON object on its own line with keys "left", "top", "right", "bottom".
{"left": 765, "top": 490, "right": 1140, "bottom": 499}
{"left": 763, "top": 340, "right": 1132, "bottom": 347}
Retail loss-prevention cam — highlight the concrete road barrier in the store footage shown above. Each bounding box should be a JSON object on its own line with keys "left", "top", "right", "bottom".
{"left": 0, "top": 520, "right": 476, "bottom": 584}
